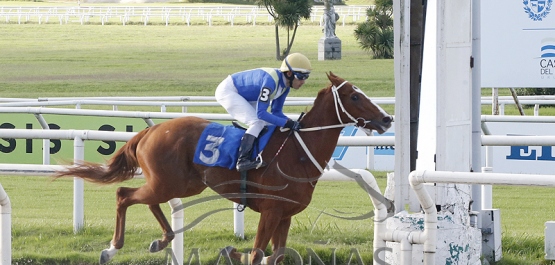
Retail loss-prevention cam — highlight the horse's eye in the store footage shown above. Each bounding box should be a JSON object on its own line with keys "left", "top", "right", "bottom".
{"left": 351, "top": 94, "right": 359, "bottom": 101}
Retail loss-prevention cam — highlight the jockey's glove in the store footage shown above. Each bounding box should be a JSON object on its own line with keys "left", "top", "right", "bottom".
{"left": 284, "top": 119, "right": 302, "bottom": 132}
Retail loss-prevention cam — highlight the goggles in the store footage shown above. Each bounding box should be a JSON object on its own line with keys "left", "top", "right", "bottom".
{"left": 285, "top": 57, "right": 310, "bottom": 80}
{"left": 293, "top": 72, "right": 310, "bottom": 80}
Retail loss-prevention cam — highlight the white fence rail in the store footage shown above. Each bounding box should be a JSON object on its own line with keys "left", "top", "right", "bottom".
{"left": 0, "top": 5, "right": 371, "bottom": 26}
{"left": 0, "top": 95, "right": 551, "bottom": 114}
{"left": 0, "top": 128, "right": 392, "bottom": 265}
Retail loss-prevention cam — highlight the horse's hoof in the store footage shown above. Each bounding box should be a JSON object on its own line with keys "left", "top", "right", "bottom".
{"left": 149, "top": 240, "right": 160, "bottom": 253}
{"left": 149, "top": 240, "right": 168, "bottom": 253}
{"left": 99, "top": 247, "right": 118, "bottom": 265}
{"left": 221, "top": 246, "right": 236, "bottom": 255}
{"left": 99, "top": 252, "right": 110, "bottom": 265}
{"left": 221, "top": 246, "right": 242, "bottom": 261}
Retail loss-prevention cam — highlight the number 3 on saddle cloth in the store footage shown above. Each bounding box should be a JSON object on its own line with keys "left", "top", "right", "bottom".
{"left": 193, "top": 123, "right": 276, "bottom": 169}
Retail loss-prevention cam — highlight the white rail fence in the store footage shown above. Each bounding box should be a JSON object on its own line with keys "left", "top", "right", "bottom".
{"left": 398, "top": 170, "right": 555, "bottom": 265}
{"left": 2, "top": 127, "right": 555, "bottom": 264}
{"left": 0, "top": 5, "right": 371, "bottom": 26}
{"left": 1, "top": 95, "right": 551, "bottom": 114}
{"left": 0, "top": 99, "right": 394, "bottom": 265}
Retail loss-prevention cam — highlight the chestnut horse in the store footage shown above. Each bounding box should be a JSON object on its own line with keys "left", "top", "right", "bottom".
{"left": 55, "top": 72, "right": 392, "bottom": 265}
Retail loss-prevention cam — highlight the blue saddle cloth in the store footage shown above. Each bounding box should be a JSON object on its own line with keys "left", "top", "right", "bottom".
{"left": 193, "top": 123, "right": 276, "bottom": 169}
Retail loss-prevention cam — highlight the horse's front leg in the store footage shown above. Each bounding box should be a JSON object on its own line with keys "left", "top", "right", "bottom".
{"left": 148, "top": 203, "right": 175, "bottom": 253}
{"left": 249, "top": 210, "right": 283, "bottom": 265}
{"left": 266, "top": 217, "right": 292, "bottom": 265}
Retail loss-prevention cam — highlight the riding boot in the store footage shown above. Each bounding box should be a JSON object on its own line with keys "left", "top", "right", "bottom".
{"left": 236, "top": 134, "right": 267, "bottom": 172}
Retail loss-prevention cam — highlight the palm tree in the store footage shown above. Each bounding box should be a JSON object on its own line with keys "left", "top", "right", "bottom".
{"left": 354, "top": 0, "right": 394, "bottom": 59}
{"left": 257, "top": 0, "right": 313, "bottom": 60}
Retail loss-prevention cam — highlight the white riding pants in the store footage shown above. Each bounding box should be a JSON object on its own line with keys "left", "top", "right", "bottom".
{"left": 215, "top": 75, "right": 266, "bottom": 137}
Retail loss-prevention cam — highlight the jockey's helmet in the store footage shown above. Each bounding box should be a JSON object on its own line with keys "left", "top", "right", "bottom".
{"left": 280, "top": 53, "right": 312, "bottom": 74}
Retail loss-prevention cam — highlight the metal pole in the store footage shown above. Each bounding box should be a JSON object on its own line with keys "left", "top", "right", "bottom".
{"left": 471, "top": 0, "right": 483, "bottom": 212}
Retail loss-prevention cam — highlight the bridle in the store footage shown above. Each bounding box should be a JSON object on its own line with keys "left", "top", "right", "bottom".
{"left": 295, "top": 80, "right": 375, "bottom": 132}
{"left": 332, "top": 80, "right": 370, "bottom": 127}
{"left": 278, "top": 80, "right": 378, "bottom": 174}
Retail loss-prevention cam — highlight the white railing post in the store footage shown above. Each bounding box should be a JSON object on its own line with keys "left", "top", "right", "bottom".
{"left": 73, "top": 135, "right": 85, "bottom": 233}
{"left": 168, "top": 198, "right": 183, "bottom": 265}
{"left": 481, "top": 167, "right": 493, "bottom": 209}
{"left": 0, "top": 184, "right": 11, "bottom": 265}
{"left": 233, "top": 203, "right": 244, "bottom": 239}
{"left": 33, "top": 113, "right": 51, "bottom": 165}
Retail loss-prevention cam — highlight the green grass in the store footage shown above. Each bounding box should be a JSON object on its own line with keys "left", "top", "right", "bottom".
{"left": 0, "top": 21, "right": 397, "bottom": 117}
{"left": 0, "top": 24, "right": 394, "bottom": 95}
{"left": 2, "top": 175, "right": 380, "bottom": 264}
{"left": 492, "top": 186, "right": 555, "bottom": 265}
{"left": 4, "top": 175, "right": 555, "bottom": 264}
{"left": 0, "top": 18, "right": 538, "bottom": 116}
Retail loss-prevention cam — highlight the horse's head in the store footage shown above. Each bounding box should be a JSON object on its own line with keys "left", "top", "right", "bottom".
{"left": 325, "top": 72, "right": 393, "bottom": 134}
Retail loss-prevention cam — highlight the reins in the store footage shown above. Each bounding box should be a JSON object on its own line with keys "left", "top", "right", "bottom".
{"left": 277, "top": 80, "right": 371, "bottom": 175}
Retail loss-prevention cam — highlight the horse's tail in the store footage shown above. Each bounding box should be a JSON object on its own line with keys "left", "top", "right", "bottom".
{"left": 54, "top": 128, "right": 151, "bottom": 184}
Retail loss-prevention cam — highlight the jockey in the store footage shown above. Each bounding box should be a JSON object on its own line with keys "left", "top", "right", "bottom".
{"left": 215, "top": 53, "right": 312, "bottom": 172}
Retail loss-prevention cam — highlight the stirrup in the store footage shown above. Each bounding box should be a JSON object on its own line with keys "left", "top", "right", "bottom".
{"left": 236, "top": 156, "right": 267, "bottom": 172}
{"left": 236, "top": 160, "right": 267, "bottom": 172}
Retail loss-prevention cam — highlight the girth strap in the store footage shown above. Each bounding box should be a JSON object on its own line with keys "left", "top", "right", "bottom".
{"left": 237, "top": 171, "right": 248, "bottom": 212}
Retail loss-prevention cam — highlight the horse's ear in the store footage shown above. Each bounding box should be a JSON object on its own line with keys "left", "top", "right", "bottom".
{"left": 326, "top": 71, "right": 337, "bottom": 83}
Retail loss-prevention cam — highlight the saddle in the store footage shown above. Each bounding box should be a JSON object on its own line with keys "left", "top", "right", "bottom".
{"left": 193, "top": 122, "right": 275, "bottom": 169}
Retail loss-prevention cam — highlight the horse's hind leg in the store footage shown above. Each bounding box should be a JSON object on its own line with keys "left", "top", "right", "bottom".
{"left": 100, "top": 186, "right": 174, "bottom": 264}
{"left": 100, "top": 186, "right": 138, "bottom": 264}
{"left": 148, "top": 203, "right": 174, "bottom": 253}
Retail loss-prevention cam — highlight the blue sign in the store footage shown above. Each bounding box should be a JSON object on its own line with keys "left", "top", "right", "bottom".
{"left": 332, "top": 126, "right": 360, "bottom": 160}
{"left": 373, "top": 132, "right": 395, "bottom": 155}
{"left": 506, "top": 145, "right": 555, "bottom": 161}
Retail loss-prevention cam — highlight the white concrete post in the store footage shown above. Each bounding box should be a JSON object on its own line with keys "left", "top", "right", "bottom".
{"left": 471, "top": 0, "right": 483, "bottom": 212}
{"left": 393, "top": 0, "right": 414, "bottom": 213}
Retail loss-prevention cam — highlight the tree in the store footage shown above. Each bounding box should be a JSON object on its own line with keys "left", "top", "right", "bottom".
{"left": 353, "top": 0, "right": 394, "bottom": 59}
{"left": 516, "top": 88, "right": 555, "bottom": 96}
{"left": 257, "top": 0, "right": 313, "bottom": 60}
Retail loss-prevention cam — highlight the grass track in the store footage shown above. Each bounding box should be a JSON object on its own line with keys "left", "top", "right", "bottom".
{"left": 3, "top": 175, "right": 380, "bottom": 264}
{"left": 3, "top": 175, "right": 555, "bottom": 264}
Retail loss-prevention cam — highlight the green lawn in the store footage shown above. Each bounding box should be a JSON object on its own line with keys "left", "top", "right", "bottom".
{"left": 2, "top": 175, "right": 555, "bottom": 264}
{"left": 3, "top": 175, "right": 380, "bottom": 264}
